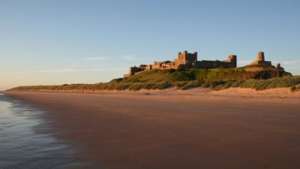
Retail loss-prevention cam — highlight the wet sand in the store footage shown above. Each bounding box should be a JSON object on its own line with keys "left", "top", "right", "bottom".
{"left": 5, "top": 89, "right": 300, "bottom": 169}
{"left": 0, "top": 93, "right": 77, "bottom": 169}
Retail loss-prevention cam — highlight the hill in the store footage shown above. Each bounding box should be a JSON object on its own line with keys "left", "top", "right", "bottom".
{"left": 119, "top": 65, "right": 290, "bottom": 83}
{"left": 8, "top": 65, "right": 300, "bottom": 92}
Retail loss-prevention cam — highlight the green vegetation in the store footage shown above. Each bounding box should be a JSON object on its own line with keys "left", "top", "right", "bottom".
{"left": 120, "top": 67, "right": 290, "bottom": 82}
{"left": 243, "top": 63, "right": 275, "bottom": 68}
{"left": 8, "top": 67, "right": 300, "bottom": 92}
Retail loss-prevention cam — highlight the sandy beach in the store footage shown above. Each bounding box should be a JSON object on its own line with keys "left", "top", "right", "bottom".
{"left": 5, "top": 88, "right": 300, "bottom": 169}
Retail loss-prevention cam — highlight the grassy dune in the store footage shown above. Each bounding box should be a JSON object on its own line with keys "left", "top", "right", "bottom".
{"left": 120, "top": 67, "right": 290, "bottom": 83}
{"left": 8, "top": 67, "right": 300, "bottom": 92}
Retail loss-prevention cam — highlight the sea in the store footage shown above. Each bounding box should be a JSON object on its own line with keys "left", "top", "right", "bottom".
{"left": 0, "top": 93, "right": 77, "bottom": 169}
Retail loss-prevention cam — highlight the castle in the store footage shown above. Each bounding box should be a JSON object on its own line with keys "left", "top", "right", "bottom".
{"left": 124, "top": 50, "right": 273, "bottom": 78}
{"left": 124, "top": 51, "right": 237, "bottom": 77}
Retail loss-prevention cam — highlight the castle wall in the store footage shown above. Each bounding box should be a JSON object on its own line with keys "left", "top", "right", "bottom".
{"left": 227, "top": 55, "right": 237, "bottom": 68}
{"left": 129, "top": 67, "right": 142, "bottom": 75}
{"left": 152, "top": 62, "right": 162, "bottom": 69}
{"left": 145, "top": 65, "right": 152, "bottom": 71}
{"left": 196, "top": 60, "right": 234, "bottom": 69}
{"left": 195, "top": 55, "right": 236, "bottom": 69}
{"left": 251, "top": 61, "right": 272, "bottom": 65}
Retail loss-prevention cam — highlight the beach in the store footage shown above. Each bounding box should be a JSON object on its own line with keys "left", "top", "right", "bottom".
{"left": 5, "top": 88, "right": 300, "bottom": 169}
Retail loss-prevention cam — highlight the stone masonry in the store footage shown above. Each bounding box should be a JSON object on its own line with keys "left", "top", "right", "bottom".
{"left": 250, "top": 51, "right": 272, "bottom": 65}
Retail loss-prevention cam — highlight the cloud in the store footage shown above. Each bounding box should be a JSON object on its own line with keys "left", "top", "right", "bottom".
{"left": 140, "top": 57, "right": 154, "bottom": 61}
{"left": 103, "top": 68, "right": 128, "bottom": 71}
{"left": 282, "top": 60, "right": 300, "bottom": 65}
{"left": 34, "top": 67, "right": 127, "bottom": 73}
{"left": 14, "top": 67, "right": 128, "bottom": 74}
{"left": 82, "top": 68, "right": 102, "bottom": 72}
{"left": 61, "top": 59, "right": 73, "bottom": 63}
{"left": 237, "top": 60, "right": 252, "bottom": 66}
{"left": 121, "top": 55, "right": 137, "bottom": 60}
{"left": 37, "top": 69, "right": 77, "bottom": 73}
{"left": 82, "top": 68, "right": 127, "bottom": 72}
{"left": 84, "top": 57, "right": 108, "bottom": 61}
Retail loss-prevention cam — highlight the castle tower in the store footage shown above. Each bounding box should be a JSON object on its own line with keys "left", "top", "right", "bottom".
{"left": 178, "top": 52, "right": 181, "bottom": 59}
{"left": 184, "top": 50, "right": 188, "bottom": 55}
{"left": 174, "top": 50, "right": 197, "bottom": 67}
{"left": 257, "top": 51, "right": 265, "bottom": 61}
{"left": 250, "top": 51, "right": 271, "bottom": 65}
{"left": 228, "top": 55, "right": 237, "bottom": 68}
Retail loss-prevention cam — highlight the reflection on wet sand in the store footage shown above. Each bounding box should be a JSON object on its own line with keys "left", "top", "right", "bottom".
{"left": 0, "top": 94, "right": 77, "bottom": 169}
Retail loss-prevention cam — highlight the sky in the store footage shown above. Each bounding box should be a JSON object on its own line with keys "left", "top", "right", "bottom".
{"left": 1, "top": 0, "right": 300, "bottom": 90}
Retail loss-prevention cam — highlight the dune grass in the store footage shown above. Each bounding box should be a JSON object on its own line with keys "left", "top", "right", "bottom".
{"left": 117, "top": 67, "right": 290, "bottom": 83}
{"left": 8, "top": 67, "right": 299, "bottom": 92}
{"left": 207, "top": 76, "right": 300, "bottom": 91}
{"left": 9, "top": 76, "right": 300, "bottom": 92}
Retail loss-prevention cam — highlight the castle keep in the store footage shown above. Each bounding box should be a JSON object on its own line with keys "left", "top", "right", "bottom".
{"left": 124, "top": 50, "right": 237, "bottom": 77}
{"left": 250, "top": 51, "right": 272, "bottom": 65}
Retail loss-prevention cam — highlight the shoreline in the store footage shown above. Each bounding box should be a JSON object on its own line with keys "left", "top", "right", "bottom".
{"left": 5, "top": 89, "right": 300, "bottom": 169}
{"left": 5, "top": 87, "right": 300, "bottom": 103}
{"left": 0, "top": 94, "right": 78, "bottom": 169}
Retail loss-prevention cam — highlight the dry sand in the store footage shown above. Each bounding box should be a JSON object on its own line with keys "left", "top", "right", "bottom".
{"left": 5, "top": 88, "right": 300, "bottom": 169}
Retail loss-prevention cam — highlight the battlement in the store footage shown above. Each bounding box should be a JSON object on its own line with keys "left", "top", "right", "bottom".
{"left": 175, "top": 51, "right": 197, "bottom": 66}
{"left": 177, "top": 51, "right": 198, "bottom": 61}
